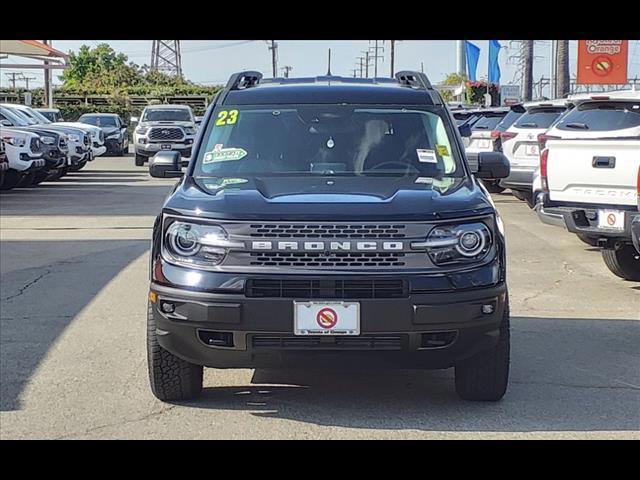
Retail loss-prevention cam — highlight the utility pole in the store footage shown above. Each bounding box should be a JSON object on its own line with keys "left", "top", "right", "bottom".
{"left": 523, "top": 40, "right": 534, "bottom": 101}
{"left": 361, "top": 50, "right": 372, "bottom": 78}
{"left": 267, "top": 40, "right": 278, "bottom": 77}
{"left": 549, "top": 40, "right": 556, "bottom": 99}
{"left": 327, "top": 48, "right": 331, "bottom": 75}
{"left": 456, "top": 40, "right": 466, "bottom": 77}
{"left": 4, "top": 72, "right": 19, "bottom": 89}
{"left": 19, "top": 74, "right": 36, "bottom": 90}
{"left": 43, "top": 40, "right": 53, "bottom": 108}
{"left": 356, "top": 56, "right": 365, "bottom": 78}
{"left": 421, "top": 62, "right": 424, "bottom": 73}
{"left": 352, "top": 69, "right": 358, "bottom": 78}
{"left": 369, "top": 40, "right": 384, "bottom": 77}
{"left": 281, "top": 65, "right": 293, "bottom": 78}
{"left": 390, "top": 40, "right": 396, "bottom": 77}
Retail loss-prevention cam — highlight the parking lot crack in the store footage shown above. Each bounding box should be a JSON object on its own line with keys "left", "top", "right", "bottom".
{"left": 1, "top": 269, "right": 52, "bottom": 302}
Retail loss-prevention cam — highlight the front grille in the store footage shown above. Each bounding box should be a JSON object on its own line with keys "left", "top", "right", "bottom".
{"left": 148, "top": 127, "right": 184, "bottom": 141}
{"left": 249, "top": 251, "right": 406, "bottom": 268}
{"left": 30, "top": 137, "right": 42, "bottom": 153}
{"left": 246, "top": 278, "right": 408, "bottom": 298}
{"left": 83, "top": 134, "right": 90, "bottom": 146}
{"left": 252, "top": 334, "right": 404, "bottom": 350}
{"left": 248, "top": 223, "right": 407, "bottom": 239}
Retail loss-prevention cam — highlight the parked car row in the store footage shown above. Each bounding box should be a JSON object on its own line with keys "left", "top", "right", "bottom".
{"left": 0, "top": 104, "right": 119, "bottom": 190}
{"left": 458, "top": 90, "right": 640, "bottom": 280}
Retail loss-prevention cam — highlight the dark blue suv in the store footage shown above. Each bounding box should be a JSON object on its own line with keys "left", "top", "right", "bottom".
{"left": 147, "top": 71, "right": 512, "bottom": 402}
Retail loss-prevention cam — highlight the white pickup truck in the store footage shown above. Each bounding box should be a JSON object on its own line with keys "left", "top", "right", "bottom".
{"left": 536, "top": 91, "right": 640, "bottom": 280}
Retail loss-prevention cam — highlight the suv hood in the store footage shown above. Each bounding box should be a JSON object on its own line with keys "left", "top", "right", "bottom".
{"left": 139, "top": 120, "right": 194, "bottom": 128}
{"left": 165, "top": 175, "right": 494, "bottom": 221}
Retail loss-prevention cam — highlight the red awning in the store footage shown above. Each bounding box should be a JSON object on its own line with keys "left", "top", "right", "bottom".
{"left": 0, "top": 40, "right": 68, "bottom": 59}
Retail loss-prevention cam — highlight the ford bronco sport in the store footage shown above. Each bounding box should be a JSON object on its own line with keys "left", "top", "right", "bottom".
{"left": 147, "top": 71, "right": 512, "bottom": 402}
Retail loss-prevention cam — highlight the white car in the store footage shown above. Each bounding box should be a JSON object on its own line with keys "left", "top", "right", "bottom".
{"left": 536, "top": 90, "right": 640, "bottom": 280}
{"left": 132, "top": 104, "right": 197, "bottom": 166}
{"left": 499, "top": 99, "right": 569, "bottom": 204}
{"left": 0, "top": 126, "right": 46, "bottom": 189}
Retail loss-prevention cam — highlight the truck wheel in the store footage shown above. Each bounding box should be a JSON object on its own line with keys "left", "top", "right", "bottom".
{"left": 17, "top": 171, "right": 36, "bottom": 188}
{"left": 576, "top": 233, "right": 599, "bottom": 247}
{"left": 483, "top": 180, "right": 505, "bottom": 194}
{"left": 455, "top": 301, "right": 510, "bottom": 401}
{"left": 135, "top": 154, "right": 146, "bottom": 166}
{"left": 601, "top": 246, "right": 640, "bottom": 281}
{"left": 0, "top": 170, "right": 21, "bottom": 190}
{"left": 76, "top": 160, "right": 87, "bottom": 171}
{"left": 147, "top": 301, "right": 203, "bottom": 401}
{"left": 32, "top": 170, "right": 52, "bottom": 185}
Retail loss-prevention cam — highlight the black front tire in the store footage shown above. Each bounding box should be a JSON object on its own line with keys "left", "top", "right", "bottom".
{"left": 135, "top": 154, "right": 146, "bottom": 166}
{"left": 601, "top": 246, "right": 640, "bottom": 281}
{"left": 483, "top": 180, "right": 506, "bottom": 194}
{"left": 147, "top": 301, "right": 203, "bottom": 401}
{"left": 455, "top": 301, "right": 510, "bottom": 401}
{"left": 0, "top": 170, "right": 21, "bottom": 190}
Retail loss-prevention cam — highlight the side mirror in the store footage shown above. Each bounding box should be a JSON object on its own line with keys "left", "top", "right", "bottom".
{"left": 149, "top": 151, "right": 183, "bottom": 178}
{"left": 1, "top": 119, "right": 12, "bottom": 126}
{"left": 130, "top": 116, "right": 139, "bottom": 124}
{"left": 458, "top": 124, "right": 472, "bottom": 138}
{"left": 122, "top": 123, "right": 128, "bottom": 129}
{"left": 476, "top": 152, "right": 510, "bottom": 179}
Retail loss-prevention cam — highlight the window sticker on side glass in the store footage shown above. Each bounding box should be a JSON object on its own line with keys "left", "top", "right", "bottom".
{"left": 436, "top": 144, "right": 450, "bottom": 157}
{"left": 417, "top": 149, "right": 437, "bottom": 163}
{"left": 203, "top": 144, "right": 248, "bottom": 164}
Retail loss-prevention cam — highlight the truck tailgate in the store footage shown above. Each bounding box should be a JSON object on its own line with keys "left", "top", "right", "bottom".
{"left": 547, "top": 138, "right": 640, "bottom": 207}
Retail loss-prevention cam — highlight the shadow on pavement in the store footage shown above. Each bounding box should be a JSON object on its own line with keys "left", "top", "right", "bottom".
{"left": 178, "top": 316, "right": 640, "bottom": 433}
{"left": 0, "top": 240, "right": 149, "bottom": 411}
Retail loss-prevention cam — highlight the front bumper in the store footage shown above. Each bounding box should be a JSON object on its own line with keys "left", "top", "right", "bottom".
{"left": 149, "top": 260, "right": 507, "bottom": 370}
{"left": 92, "top": 144, "right": 107, "bottom": 157}
{"left": 105, "top": 137, "right": 123, "bottom": 152}
{"left": 499, "top": 166, "right": 535, "bottom": 191}
{"left": 136, "top": 142, "right": 192, "bottom": 158}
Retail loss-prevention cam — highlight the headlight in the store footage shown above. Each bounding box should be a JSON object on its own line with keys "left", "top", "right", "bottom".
{"left": 162, "top": 220, "right": 243, "bottom": 268}
{"left": 68, "top": 134, "right": 80, "bottom": 142}
{"left": 419, "top": 222, "right": 492, "bottom": 265}
{"left": 41, "top": 136, "right": 56, "bottom": 145}
{"left": 135, "top": 126, "right": 148, "bottom": 135}
{"left": 2, "top": 136, "right": 26, "bottom": 147}
{"left": 184, "top": 126, "right": 196, "bottom": 135}
{"left": 107, "top": 133, "right": 120, "bottom": 139}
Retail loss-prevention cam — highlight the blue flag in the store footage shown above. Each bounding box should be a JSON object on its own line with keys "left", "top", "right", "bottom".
{"left": 465, "top": 41, "right": 480, "bottom": 81}
{"left": 489, "top": 40, "right": 501, "bottom": 84}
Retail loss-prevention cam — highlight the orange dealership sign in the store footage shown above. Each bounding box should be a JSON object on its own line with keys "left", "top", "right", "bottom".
{"left": 577, "top": 40, "right": 628, "bottom": 84}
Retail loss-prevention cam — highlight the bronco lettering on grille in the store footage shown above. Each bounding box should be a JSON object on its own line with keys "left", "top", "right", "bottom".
{"left": 251, "top": 241, "right": 406, "bottom": 251}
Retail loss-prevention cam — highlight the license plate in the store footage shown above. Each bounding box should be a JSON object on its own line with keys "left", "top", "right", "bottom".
{"left": 598, "top": 209, "right": 625, "bottom": 231}
{"left": 524, "top": 144, "right": 539, "bottom": 156}
{"left": 294, "top": 301, "right": 360, "bottom": 336}
{"left": 476, "top": 139, "right": 490, "bottom": 149}
{"left": 161, "top": 144, "right": 172, "bottom": 150}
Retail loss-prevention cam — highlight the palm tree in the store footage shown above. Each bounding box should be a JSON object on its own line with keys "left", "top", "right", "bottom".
{"left": 556, "top": 40, "right": 570, "bottom": 98}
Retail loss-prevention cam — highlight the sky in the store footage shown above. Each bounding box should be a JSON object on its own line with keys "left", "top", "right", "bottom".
{"left": 2, "top": 40, "right": 640, "bottom": 98}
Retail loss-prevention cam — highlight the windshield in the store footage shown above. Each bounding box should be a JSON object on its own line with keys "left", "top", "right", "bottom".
{"left": 514, "top": 109, "right": 565, "bottom": 129}
{"left": 495, "top": 110, "right": 523, "bottom": 132}
{"left": 38, "top": 111, "right": 56, "bottom": 122}
{"left": 142, "top": 108, "right": 192, "bottom": 122}
{"left": 194, "top": 105, "right": 463, "bottom": 178}
{"left": 1, "top": 107, "right": 33, "bottom": 126}
{"left": 80, "top": 115, "right": 118, "bottom": 127}
{"left": 472, "top": 115, "right": 505, "bottom": 131}
{"left": 557, "top": 101, "right": 640, "bottom": 131}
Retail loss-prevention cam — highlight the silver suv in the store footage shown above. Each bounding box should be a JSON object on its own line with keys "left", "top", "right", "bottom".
{"left": 132, "top": 104, "right": 197, "bottom": 166}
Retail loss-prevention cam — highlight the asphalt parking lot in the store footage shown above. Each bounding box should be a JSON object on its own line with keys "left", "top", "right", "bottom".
{"left": 0, "top": 154, "right": 638, "bottom": 439}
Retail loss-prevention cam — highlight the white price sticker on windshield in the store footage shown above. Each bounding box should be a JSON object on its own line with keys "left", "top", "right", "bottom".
{"left": 417, "top": 149, "right": 437, "bottom": 163}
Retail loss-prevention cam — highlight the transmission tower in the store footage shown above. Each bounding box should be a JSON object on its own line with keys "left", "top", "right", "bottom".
{"left": 151, "top": 41, "right": 183, "bottom": 78}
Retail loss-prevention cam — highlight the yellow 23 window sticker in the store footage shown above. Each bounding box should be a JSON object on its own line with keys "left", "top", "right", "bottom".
{"left": 436, "top": 144, "right": 450, "bottom": 157}
{"left": 215, "top": 109, "right": 239, "bottom": 126}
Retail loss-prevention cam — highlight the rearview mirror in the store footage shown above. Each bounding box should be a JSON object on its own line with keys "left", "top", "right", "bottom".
{"left": 476, "top": 152, "right": 510, "bottom": 179}
{"left": 149, "top": 151, "right": 183, "bottom": 178}
{"left": 458, "top": 124, "right": 472, "bottom": 137}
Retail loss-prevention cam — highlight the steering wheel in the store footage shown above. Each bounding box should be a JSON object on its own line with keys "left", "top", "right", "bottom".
{"left": 368, "top": 161, "right": 420, "bottom": 174}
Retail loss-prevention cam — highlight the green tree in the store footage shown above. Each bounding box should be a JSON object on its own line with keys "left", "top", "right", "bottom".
{"left": 439, "top": 72, "right": 467, "bottom": 102}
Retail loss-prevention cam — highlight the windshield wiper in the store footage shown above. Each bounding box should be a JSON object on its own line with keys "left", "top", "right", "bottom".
{"left": 564, "top": 122, "right": 589, "bottom": 129}
{"left": 518, "top": 122, "right": 538, "bottom": 128}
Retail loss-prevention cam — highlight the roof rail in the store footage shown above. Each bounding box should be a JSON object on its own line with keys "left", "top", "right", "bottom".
{"left": 394, "top": 71, "right": 442, "bottom": 105}
{"left": 218, "top": 71, "right": 263, "bottom": 105}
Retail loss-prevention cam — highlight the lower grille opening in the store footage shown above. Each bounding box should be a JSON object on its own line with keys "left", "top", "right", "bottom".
{"left": 198, "top": 330, "right": 234, "bottom": 348}
{"left": 246, "top": 278, "right": 408, "bottom": 299}
{"left": 252, "top": 335, "right": 404, "bottom": 351}
{"left": 420, "top": 331, "right": 458, "bottom": 349}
